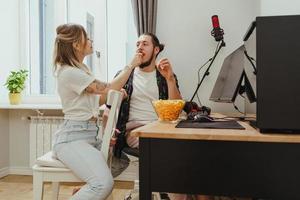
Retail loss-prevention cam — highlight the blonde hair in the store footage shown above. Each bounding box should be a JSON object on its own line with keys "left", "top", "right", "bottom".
{"left": 53, "top": 23, "right": 90, "bottom": 73}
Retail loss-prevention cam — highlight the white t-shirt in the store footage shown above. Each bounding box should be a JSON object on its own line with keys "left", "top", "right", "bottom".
{"left": 128, "top": 68, "right": 159, "bottom": 123}
{"left": 56, "top": 66, "right": 100, "bottom": 121}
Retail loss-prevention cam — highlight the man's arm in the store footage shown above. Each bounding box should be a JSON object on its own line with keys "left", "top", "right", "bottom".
{"left": 156, "top": 58, "right": 182, "bottom": 99}
{"left": 166, "top": 75, "right": 182, "bottom": 99}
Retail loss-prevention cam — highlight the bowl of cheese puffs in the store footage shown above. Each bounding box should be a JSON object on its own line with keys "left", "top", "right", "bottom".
{"left": 152, "top": 99, "right": 185, "bottom": 122}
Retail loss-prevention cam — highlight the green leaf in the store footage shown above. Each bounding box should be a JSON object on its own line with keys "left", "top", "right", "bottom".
{"left": 4, "top": 68, "right": 29, "bottom": 93}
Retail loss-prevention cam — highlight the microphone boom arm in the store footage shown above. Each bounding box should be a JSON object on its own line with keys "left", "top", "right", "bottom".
{"left": 190, "top": 40, "right": 226, "bottom": 102}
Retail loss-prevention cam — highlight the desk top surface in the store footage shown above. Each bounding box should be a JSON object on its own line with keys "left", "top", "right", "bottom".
{"left": 131, "top": 115, "right": 300, "bottom": 143}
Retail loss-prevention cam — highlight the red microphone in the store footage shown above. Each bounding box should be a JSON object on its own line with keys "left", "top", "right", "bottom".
{"left": 211, "top": 15, "right": 224, "bottom": 41}
{"left": 212, "top": 15, "right": 220, "bottom": 28}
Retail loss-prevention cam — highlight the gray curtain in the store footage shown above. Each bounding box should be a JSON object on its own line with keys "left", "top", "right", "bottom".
{"left": 131, "top": 0, "right": 158, "bottom": 36}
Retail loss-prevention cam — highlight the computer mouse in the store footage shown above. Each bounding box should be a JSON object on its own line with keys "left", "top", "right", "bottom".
{"left": 193, "top": 114, "right": 214, "bottom": 122}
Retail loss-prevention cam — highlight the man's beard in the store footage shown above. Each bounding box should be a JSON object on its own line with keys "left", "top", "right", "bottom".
{"left": 140, "top": 49, "right": 155, "bottom": 69}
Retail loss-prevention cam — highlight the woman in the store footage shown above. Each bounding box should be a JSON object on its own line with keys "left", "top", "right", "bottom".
{"left": 52, "top": 23, "right": 141, "bottom": 200}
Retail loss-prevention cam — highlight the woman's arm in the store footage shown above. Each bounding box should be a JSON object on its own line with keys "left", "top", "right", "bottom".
{"left": 85, "top": 80, "right": 109, "bottom": 94}
{"left": 85, "top": 53, "right": 142, "bottom": 105}
{"left": 108, "top": 52, "right": 143, "bottom": 91}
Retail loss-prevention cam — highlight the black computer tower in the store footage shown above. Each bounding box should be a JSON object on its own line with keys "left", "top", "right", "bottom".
{"left": 256, "top": 15, "right": 300, "bottom": 133}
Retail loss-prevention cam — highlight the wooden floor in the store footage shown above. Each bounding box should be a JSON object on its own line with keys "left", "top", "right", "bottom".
{"left": 0, "top": 175, "right": 133, "bottom": 200}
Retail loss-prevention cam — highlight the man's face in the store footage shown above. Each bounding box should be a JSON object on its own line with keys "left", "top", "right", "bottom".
{"left": 136, "top": 35, "right": 158, "bottom": 68}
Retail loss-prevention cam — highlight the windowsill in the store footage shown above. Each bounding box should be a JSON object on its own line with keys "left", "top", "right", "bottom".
{"left": 0, "top": 103, "right": 62, "bottom": 110}
{"left": 0, "top": 103, "right": 106, "bottom": 111}
{"left": 0, "top": 95, "right": 62, "bottom": 110}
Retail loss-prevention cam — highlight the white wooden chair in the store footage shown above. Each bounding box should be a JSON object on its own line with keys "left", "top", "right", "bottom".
{"left": 32, "top": 90, "right": 123, "bottom": 200}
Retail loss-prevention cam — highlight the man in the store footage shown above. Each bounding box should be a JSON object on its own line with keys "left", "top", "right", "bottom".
{"left": 113, "top": 32, "right": 182, "bottom": 158}
{"left": 108, "top": 33, "right": 211, "bottom": 200}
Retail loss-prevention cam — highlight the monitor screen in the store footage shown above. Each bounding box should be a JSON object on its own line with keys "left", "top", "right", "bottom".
{"left": 210, "top": 45, "right": 256, "bottom": 103}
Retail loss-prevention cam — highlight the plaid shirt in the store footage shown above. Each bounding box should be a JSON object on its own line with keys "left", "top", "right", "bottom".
{"left": 114, "top": 68, "right": 180, "bottom": 157}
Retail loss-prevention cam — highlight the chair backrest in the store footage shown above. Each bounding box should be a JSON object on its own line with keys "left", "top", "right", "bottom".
{"left": 100, "top": 90, "right": 123, "bottom": 162}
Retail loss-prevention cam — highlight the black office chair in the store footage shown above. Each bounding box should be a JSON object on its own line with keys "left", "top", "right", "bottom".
{"left": 123, "top": 146, "right": 139, "bottom": 157}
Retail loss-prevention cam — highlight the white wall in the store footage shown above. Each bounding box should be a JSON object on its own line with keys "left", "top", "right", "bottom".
{"left": 8, "top": 110, "right": 63, "bottom": 174}
{"left": 156, "top": 0, "right": 260, "bottom": 113}
{"left": 107, "top": 0, "right": 127, "bottom": 80}
{"left": 0, "top": 110, "right": 9, "bottom": 177}
{"left": 0, "top": 0, "right": 20, "bottom": 177}
{"left": 0, "top": 0, "right": 20, "bottom": 102}
{"left": 9, "top": 110, "right": 32, "bottom": 173}
{"left": 68, "top": 0, "right": 107, "bottom": 81}
{"left": 261, "top": 0, "right": 300, "bottom": 16}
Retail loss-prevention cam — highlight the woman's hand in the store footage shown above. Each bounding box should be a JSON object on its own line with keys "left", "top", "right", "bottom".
{"left": 128, "top": 52, "right": 143, "bottom": 68}
{"left": 120, "top": 88, "right": 128, "bottom": 100}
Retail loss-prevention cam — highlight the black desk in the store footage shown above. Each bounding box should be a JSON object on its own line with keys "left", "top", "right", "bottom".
{"left": 131, "top": 120, "right": 300, "bottom": 200}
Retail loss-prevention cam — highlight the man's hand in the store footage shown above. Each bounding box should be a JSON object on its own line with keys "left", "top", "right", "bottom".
{"left": 156, "top": 58, "right": 175, "bottom": 81}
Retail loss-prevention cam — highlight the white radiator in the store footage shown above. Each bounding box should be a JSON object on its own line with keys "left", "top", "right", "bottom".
{"left": 29, "top": 116, "right": 64, "bottom": 167}
{"left": 29, "top": 115, "right": 138, "bottom": 181}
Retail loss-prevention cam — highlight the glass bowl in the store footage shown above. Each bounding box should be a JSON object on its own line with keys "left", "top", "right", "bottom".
{"left": 152, "top": 99, "right": 185, "bottom": 122}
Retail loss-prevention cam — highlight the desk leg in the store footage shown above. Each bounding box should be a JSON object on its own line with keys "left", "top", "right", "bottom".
{"left": 139, "top": 138, "right": 152, "bottom": 200}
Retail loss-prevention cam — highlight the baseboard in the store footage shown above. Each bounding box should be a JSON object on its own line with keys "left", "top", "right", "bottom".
{"left": 0, "top": 167, "right": 9, "bottom": 178}
{"left": 9, "top": 166, "right": 32, "bottom": 175}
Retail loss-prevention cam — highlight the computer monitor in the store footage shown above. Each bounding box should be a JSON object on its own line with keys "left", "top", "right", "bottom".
{"left": 210, "top": 45, "right": 256, "bottom": 103}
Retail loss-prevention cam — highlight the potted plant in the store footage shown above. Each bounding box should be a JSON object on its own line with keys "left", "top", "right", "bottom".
{"left": 4, "top": 69, "right": 29, "bottom": 105}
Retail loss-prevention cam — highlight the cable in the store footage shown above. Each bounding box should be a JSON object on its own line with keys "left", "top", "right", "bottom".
{"left": 244, "top": 47, "right": 257, "bottom": 75}
{"left": 190, "top": 40, "right": 225, "bottom": 102}
{"left": 197, "top": 58, "right": 212, "bottom": 83}
{"left": 215, "top": 41, "right": 221, "bottom": 54}
{"left": 214, "top": 116, "right": 256, "bottom": 120}
{"left": 195, "top": 42, "right": 220, "bottom": 105}
{"left": 239, "top": 93, "right": 245, "bottom": 99}
{"left": 195, "top": 58, "right": 212, "bottom": 106}
{"left": 196, "top": 93, "right": 202, "bottom": 106}
{"left": 233, "top": 103, "right": 244, "bottom": 115}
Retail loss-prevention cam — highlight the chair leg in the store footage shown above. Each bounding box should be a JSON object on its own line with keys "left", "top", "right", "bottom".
{"left": 133, "top": 180, "right": 139, "bottom": 190}
{"left": 33, "top": 171, "right": 44, "bottom": 200}
{"left": 52, "top": 182, "right": 60, "bottom": 200}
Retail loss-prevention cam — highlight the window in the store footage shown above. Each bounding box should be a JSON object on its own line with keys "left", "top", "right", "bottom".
{"left": 27, "top": 0, "right": 67, "bottom": 96}
{"left": 40, "top": 0, "right": 55, "bottom": 94}
{"left": 86, "top": 13, "right": 95, "bottom": 72}
{"left": 24, "top": 0, "right": 136, "bottom": 98}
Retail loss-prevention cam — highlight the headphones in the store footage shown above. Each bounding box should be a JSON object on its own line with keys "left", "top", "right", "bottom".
{"left": 184, "top": 102, "right": 211, "bottom": 115}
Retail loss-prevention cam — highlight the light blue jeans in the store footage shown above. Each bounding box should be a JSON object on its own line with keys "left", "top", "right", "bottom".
{"left": 52, "top": 120, "right": 113, "bottom": 200}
